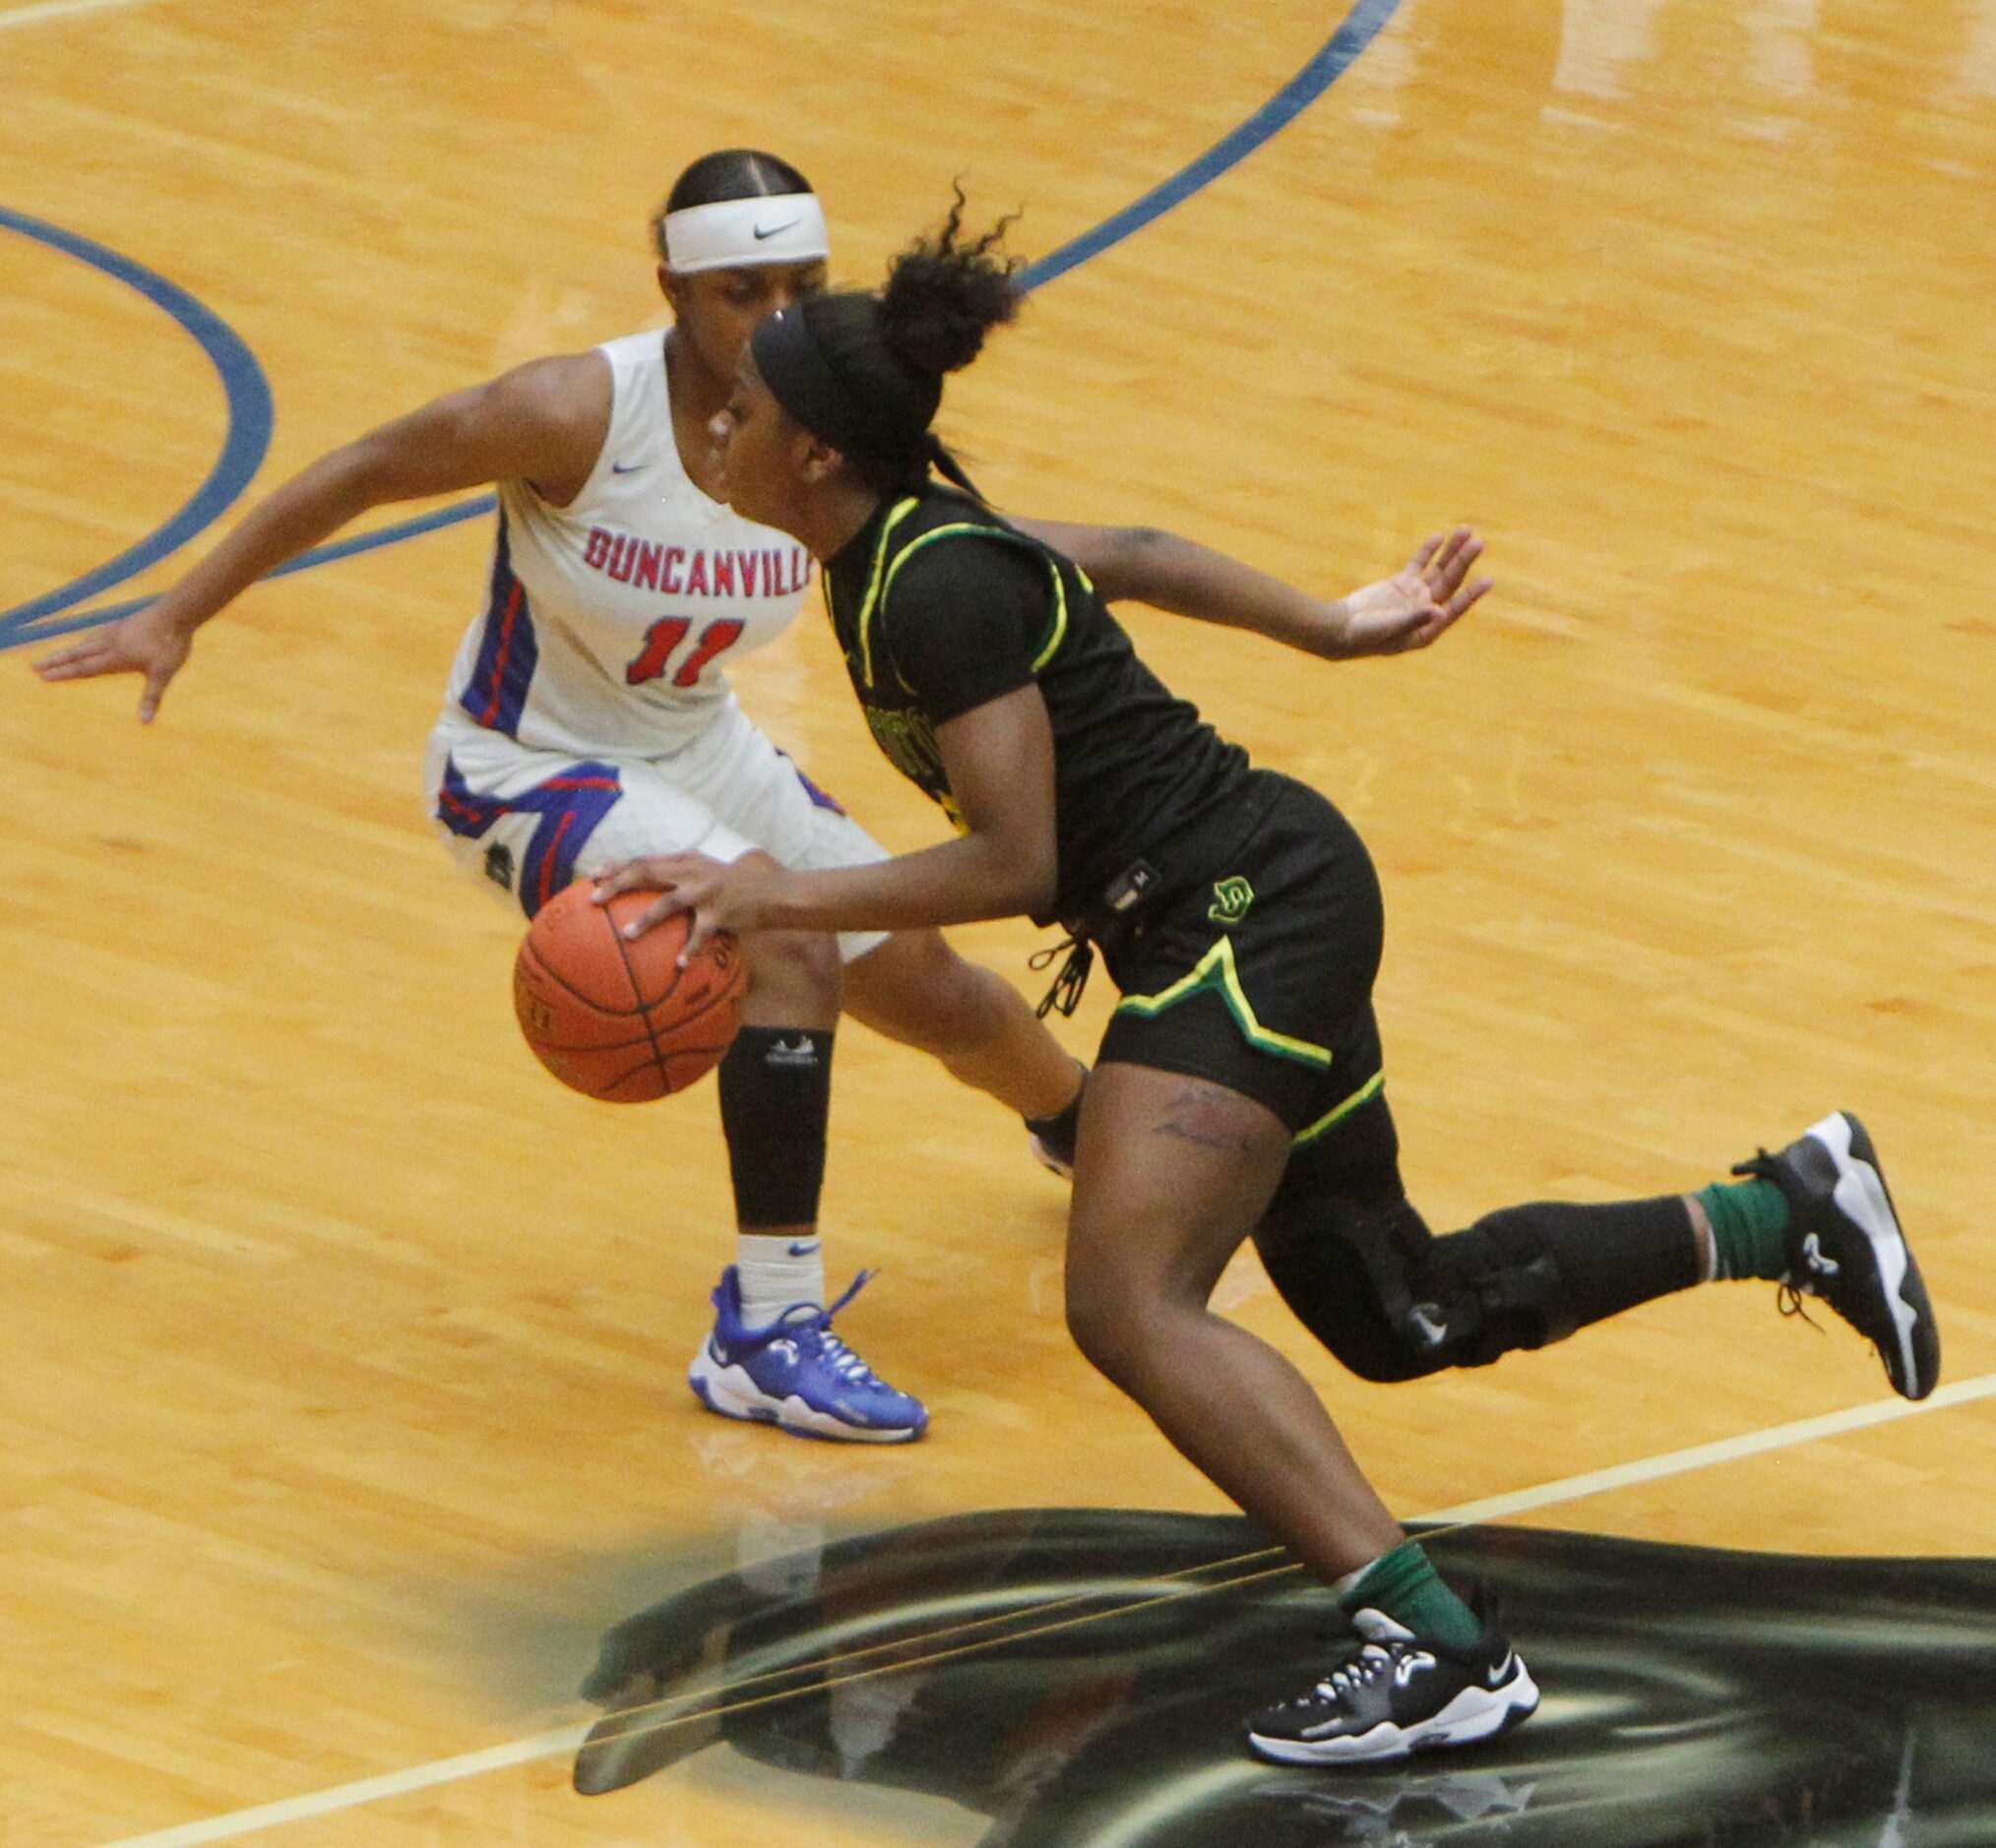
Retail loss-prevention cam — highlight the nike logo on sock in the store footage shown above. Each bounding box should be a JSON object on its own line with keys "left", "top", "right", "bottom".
{"left": 1406, "top": 1304, "right": 1450, "bottom": 1347}
{"left": 609, "top": 461, "right": 644, "bottom": 474}
{"left": 787, "top": 1239, "right": 821, "bottom": 1258}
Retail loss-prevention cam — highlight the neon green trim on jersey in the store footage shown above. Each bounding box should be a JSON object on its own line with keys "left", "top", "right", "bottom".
{"left": 862, "top": 520, "right": 1072, "bottom": 692}
{"left": 1114, "top": 936, "right": 1334, "bottom": 1070}
{"left": 1291, "top": 1070, "right": 1385, "bottom": 1146}
{"left": 880, "top": 524, "right": 1003, "bottom": 614}
{"left": 853, "top": 497, "right": 924, "bottom": 690}
{"left": 1030, "top": 563, "right": 1069, "bottom": 671}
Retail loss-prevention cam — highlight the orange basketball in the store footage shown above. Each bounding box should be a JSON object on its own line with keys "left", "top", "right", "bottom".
{"left": 514, "top": 882, "right": 746, "bottom": 1102}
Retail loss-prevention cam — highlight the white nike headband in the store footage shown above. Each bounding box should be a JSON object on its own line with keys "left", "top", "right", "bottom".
{"left": 663, "top": 194, "right": 830, "bottom": 274}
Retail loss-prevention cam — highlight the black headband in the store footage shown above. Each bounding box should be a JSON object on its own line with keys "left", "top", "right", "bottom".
{"left": 752, "top": 299, "right": 937, "bottom": 467}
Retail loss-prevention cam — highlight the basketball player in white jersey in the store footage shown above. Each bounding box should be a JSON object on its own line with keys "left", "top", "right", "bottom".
{"left": 37, "top": 149, "right": 1341, "bottom": 1445}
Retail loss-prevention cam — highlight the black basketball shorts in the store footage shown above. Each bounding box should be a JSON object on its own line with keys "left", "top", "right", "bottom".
{"left": 1094, "top": 772, "right": 1387, "bottom": 1138}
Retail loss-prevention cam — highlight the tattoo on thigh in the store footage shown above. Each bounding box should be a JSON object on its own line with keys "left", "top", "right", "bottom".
{"left": 1150, "top": 1083, "right": 1262, "bottom": 1153}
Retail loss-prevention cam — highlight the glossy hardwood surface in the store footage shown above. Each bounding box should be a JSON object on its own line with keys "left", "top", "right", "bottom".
{"left": 2, "top": 0, "right": 1992, "bottom": 1838}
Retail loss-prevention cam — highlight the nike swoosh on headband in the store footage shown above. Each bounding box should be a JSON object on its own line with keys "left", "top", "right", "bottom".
{"left": 754, "top": 217, "right": 803, "bottom": 240}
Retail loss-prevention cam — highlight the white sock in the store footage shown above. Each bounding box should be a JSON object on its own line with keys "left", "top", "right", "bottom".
{"left": 736, "top": 1233, "right": 826, "bottom": 1325}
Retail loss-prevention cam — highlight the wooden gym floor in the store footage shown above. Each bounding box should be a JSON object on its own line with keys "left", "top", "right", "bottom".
{"left": 2, "top": 0, "right": 1992, "bottom": 1840}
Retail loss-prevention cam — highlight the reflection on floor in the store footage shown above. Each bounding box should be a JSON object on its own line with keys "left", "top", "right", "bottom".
{"left": 574, "top": 1509, "right": 1987, "bottom": 1845}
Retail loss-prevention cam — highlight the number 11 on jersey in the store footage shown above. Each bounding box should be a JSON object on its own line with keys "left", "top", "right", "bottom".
{"left": 626, "top": 616, "right": 746, "bottom": 689}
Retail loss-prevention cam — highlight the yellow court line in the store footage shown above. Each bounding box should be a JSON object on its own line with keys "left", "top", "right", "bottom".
{"left": 95, "top": 1368, "right": 1996, "bottom": 1847}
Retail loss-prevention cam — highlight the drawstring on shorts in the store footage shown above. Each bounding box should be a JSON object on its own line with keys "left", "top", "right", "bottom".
{"left": 1029, "top": 936, "right": 1094, "bottom": 1018}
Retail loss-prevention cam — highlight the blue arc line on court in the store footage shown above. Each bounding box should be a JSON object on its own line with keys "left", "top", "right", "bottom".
{"left": 1017, "top": 0, "right": 1402, "bottom": 291}
{"left": 0, "top": 206, "right": 274, "bottom": 645}
{"left": 12, "top": 495, "right": 503, "bottom": 650}
{"left": 0, "top": 0, "right": 1403, "bottom": 653}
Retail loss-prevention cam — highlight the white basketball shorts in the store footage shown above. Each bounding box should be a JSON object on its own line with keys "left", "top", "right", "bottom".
{"left": 424, "top": 699, "right": 891, "bottom": 962}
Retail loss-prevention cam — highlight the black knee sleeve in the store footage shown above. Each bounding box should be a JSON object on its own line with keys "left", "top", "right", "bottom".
{"left": 1253, "top": 1092, "right": 1448, "bottom": 1383}
{"left": 1396, "top": 1194, "right": 1702, "bottom": 1370}
{"left": 717, "top": 1026, "right": 834, "bottom": 1229}
{"left": 1257, "top": 1158, "right": 1702, "bottom": 1382}
{"left": 1255, "top": 1191, "right": 1449, "bottom": 1384}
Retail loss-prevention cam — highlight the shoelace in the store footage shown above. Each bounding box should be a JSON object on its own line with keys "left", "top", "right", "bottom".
{"left": 1779, "top": 1235, "right": 1847, "bottom": 1331}
{"left": 1777, "top": 1284, "right": 1827, "bottom": 1332}
{"left": 1735, "top": 1146, "right": 1841, "bottom": 1333}
{"left": 1312, "top": 1642, "right": 1395, "bottom": 1702}
{"left": 809, "top": 1325, "right": 881, "bottom": 1385}
{"left": 744, "top": 1270, "right": 888, "bottom": 1385}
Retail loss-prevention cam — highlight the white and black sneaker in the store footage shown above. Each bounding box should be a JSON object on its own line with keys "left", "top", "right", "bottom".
{"left": 1024, "top": 1068, "right": 1088, "bottom": 1181}
{"left": 1245, "top": 1609, "right": 1539, "bottom": 1766}
{"left": 1026, "top": 1122, "right": 1075, "bottom": 1181}
{"left": 1737, "top": 1110, "right": 1940, "bottom": 1401}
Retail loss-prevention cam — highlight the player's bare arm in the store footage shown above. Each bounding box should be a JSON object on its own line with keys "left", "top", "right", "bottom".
{"left": 33, "top": 352, "right": 610, "bottom": 720}
{"left": 595, "top": 682, "right": 1059, "bottom": 955}
{"left": 1011, "top": 518, "right": 1492, "bottom": 660}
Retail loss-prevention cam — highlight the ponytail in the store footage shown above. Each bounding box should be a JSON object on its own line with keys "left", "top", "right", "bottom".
{"left": 750, "top": 190, "right": 1022, "bottom": 497}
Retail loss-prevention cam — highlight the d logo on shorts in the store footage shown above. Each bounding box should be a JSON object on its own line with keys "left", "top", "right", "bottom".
{"left": 1209, "top": 876, "right": 1255, "bottom": 926}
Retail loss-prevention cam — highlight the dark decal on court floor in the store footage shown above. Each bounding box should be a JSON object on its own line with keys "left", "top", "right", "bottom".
{"left": 575, "top": 1509, "right": 1989, "bottom": 1844}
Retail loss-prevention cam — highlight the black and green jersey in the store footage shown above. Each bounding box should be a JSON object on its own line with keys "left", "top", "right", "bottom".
{"left": 821, "top": 487, "right": 1257, "bottom": 926}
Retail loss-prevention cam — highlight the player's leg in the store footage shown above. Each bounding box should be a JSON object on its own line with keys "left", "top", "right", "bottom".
{"left": 1064, "top": 1063, "right": 1398, "bottom": 1574}
{"left": 726, "top": 732, "right": 1087, "bottom": 1176}
{"left": 427, "top": 719, "right": 923, "bottom": 1442}
{"left": 1255, "top": 1079, "right": 1701, "bottom": 1381}
{"left": 584, "top": 771, "right": 925, "bottom": 1442}
{"left": 1064, "top": 1062, "right": 1537, "bottom": 1765}
{"left": 1074, "top": 778, "right": 1536, "bottom": 1762}
{"left": 841, "top": 928, "right": 1087, "bottom": 1174}
{"left": 1258, "top": 1085, "right": 1939, "bottom": 1401}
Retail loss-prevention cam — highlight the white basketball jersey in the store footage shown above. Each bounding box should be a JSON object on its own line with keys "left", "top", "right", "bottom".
{"left": 443, "top": 330, "right": 816, "bottom": 759}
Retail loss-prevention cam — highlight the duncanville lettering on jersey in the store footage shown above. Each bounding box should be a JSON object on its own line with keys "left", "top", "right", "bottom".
{"left": 581, "top": 528, "right": 812, "bottom": 598}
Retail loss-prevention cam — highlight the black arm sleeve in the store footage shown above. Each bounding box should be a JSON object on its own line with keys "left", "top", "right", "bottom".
{"left": 878, "top": 535, "right": 1054, "bottom": 725}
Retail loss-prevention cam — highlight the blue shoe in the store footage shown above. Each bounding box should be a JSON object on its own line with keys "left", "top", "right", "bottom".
{"left": 688, "top": 1266, "right": 928, "bottom": 1443}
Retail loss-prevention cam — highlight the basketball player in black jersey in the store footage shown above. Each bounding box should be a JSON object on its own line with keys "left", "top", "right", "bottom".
{"left": 593, "top": 202, "right": 1940, "bottom": 1763}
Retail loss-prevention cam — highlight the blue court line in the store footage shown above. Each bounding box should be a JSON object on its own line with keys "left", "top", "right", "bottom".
{"left": 1, "top": 0, "right": 1402, "bottom": 652}
{"left": 0, "top": 205, "right": 274, "bottom": 647}
{"left": 1016, "top": 0, "right": 1402, "bottom": 291}
{"left": 13, "top": 494, "right": 503, "bottom": 648}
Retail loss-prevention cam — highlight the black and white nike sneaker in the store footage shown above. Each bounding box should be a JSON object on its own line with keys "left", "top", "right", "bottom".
{"left": 1736, "top": 1110, "right": 1940, "bottom": 1401}
{"left": 1245, "top": 1609, "right": 1539, "bottom": 1766}
{"left": 1024, "top": 1068, "right": 1088, "bottom": 1181}
{"left": 1026, "top": 1120, "right": 1075, "bottom": 1181}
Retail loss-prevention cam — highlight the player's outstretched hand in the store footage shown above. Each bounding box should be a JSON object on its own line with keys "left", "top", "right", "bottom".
{"left": 1336, "top": 527, "right": 1492, "bottom": 657}
{"left": 593, "top": 852, "right": 782, "bottom": 964}
{"left": 34, "top": 604, "right": 194, "bottom": 722}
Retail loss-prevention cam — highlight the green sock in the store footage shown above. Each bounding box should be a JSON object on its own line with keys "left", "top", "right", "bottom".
{"left": 1696, "top": 1177, "right": 1790, "bottom": 1280}
{"left": 1340, "top": 1541, "right": 1483, "bottom": 1650}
